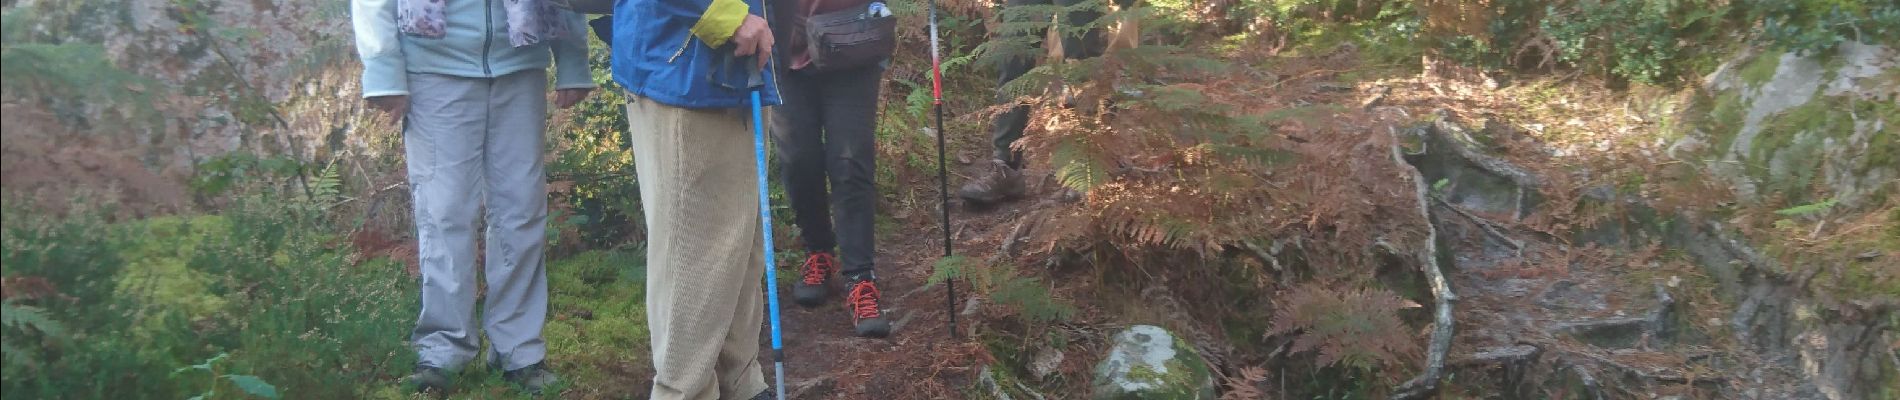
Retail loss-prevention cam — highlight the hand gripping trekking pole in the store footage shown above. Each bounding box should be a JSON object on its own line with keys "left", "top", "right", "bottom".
{"left": 927, "top": 0, "right": 959, "bottom": 340}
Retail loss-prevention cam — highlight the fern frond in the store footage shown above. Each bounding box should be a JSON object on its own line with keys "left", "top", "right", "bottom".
{"left": 0, "top": 302, "right": 66, "bottom": 338}
{"left": 995, "top": 63, "right": 1067, "bottom": 100}
{"left": 1, "top": 341, "right": 36, "bottom": 369}
{"left": 1266, "top": 284, "right": 1420, "bottom": 371}
{"left": 1052, "top": 139, "right": 1109, "bottom": 192}
{"left": 985, "top": 264, "right": 1077, "bottom": 323}
{"left": 927, "top": 255, "right": 974, "bottom": 287}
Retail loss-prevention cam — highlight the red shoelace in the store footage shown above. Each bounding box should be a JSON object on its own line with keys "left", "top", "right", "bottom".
{"left": 800, "top": 253, "right": 836, "bottom": 286}
{"left": 846, "top": 280, "right": 883, "bottom": 320}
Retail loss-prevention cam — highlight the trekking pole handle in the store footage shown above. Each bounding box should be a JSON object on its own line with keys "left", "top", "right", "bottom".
{"left": 712, "top": 48, "right": 767, "bottom": 90}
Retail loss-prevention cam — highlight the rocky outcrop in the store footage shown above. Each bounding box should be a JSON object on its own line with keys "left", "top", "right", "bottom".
{"left": 1406, "top": 114, "right": 1896, "bottom": 399}
{"left": 1682, "top": 41, "right": 1898, "bottom": 208}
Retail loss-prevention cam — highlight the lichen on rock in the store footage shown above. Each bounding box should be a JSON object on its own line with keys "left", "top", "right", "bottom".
{"left": 1687, "top": 41, "right": 1898, "bottom": 207}
{"left": 1091, "top": 325, "right": 1215, "bottom": 400}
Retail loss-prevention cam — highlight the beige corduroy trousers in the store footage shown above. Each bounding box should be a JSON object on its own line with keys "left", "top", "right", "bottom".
{"left": 626, "top": 96, "right": 770, "bottom": 400}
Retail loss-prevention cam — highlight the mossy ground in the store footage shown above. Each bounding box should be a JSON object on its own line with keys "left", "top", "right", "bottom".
{"left": 370, "top": 248, "right": 654, "bottom": 399}
{"left": 55, "top": 211, "right": 657, "bottom": 398}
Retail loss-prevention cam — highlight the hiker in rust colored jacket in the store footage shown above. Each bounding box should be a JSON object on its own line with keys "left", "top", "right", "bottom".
{"left": 769, "top": 0, "right": 893, "bottom": 338}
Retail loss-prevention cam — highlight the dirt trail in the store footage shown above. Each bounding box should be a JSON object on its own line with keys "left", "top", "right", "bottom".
{"left": 760, "top": 173, "right": 1055, "bottom": 399}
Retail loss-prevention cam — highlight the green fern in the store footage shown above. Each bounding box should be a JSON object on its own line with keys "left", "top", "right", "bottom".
{"left": 312, "top": 162, "right": 342, "bottom": 203}
{"left": 927, "top": 257, "right": 1076, "bottom": 323}
{"left": 1052, "top": 139, "right": 1110, "bottom": 192}
{"left": 0, "top": 302, "right": 68, "bottom": 369}
{"left": 0, "top": 303, "right": 64, "bottom": 337}
{"left": 986, "top": 263, "right": 1077, "bottom": 323}
{"left": 927, "top": 255, "right": 975, "bottom": 287}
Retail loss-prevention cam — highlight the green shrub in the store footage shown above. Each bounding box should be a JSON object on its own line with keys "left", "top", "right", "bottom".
{"left": 1539, "top": 0, "right": 1715, "bottom": 84}
{"left": 1, "top": 171, "right": 415, "bottom": 399}
{"left": 1751, "top": 0, "right": 1900, "bottom": 55}
{"left": 550, "top": 41, "right": 644, "bottom": 249}
{"left": 1405, "top": 0, "right": 1900, "bottom": 85}
{"left": 0, "top": 197, "right": 126, "bottom": 325}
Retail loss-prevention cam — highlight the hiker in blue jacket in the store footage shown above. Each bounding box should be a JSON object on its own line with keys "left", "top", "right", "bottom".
{"left": 351, "top": 0, "right": 592, "bottom": 394}
{"left": 609, "top": 0, "right": 784, "bottom": 398}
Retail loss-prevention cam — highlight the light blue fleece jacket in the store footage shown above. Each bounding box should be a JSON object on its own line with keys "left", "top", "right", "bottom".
{"left": 352, "top": 0, "right": 594, "bottom": 98}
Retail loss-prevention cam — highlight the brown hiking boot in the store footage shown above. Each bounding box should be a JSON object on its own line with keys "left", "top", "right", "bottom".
{"left": 958, "top": 159, "right": 1026, "bottom": 205}
{"left": 845, "top": 279, "right": 892, "bottom": 338}
{"left": 792, "top": 251, "right": 837, "bottom": 307}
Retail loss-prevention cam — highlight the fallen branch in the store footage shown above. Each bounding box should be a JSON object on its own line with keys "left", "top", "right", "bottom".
{"left": 1241, "top": 240, "right": 1285, "bottom": 275}
{"left": 1386, "top": 130, "right": 1458, "bottom": 400}
{"left": 990, "top": 216, "right": 1035, "bottom": 264}
{"left": 1449, "top": 344, "right": 1540, "bottom": 368}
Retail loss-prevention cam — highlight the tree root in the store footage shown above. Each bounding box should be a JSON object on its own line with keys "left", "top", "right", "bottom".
{"left": 1567, "top": 350, "right": 1728, "bottom": 386}
{"left": 1566, "top": 363, "right": 1608, "bottom": 400}
{"left": 1426, "top": 116, "right": 1541, "bottom": 189}
{"left": 1410, "top": 116, "right": 1541, "bottom": 219}
{"left": 1386, "top": 129, "right": 1459, "bottom": 400}
{"left": 1433, "top": 195, "right": 1526, "bottom": 255}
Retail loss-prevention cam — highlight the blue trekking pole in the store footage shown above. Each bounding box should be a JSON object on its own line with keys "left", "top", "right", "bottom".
{"left": 749, "top": 86, "right": 788, "bottom": 400}
{"left": 715, "top": 49, "right": 787, "bottom": 399}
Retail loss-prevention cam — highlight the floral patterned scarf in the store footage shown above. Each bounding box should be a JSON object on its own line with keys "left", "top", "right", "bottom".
{"left": 398, "top": 0, "right": 569, "bottom": 47}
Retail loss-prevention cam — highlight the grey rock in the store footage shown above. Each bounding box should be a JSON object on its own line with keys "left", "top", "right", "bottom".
{"left": 1091, "top": 325, "right": 1215, "bottom": 400}
{"left": 1031, "top": 348, "right": 1064, "bottom": 381}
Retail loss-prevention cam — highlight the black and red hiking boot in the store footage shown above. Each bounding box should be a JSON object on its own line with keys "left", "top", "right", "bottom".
{"left": 845, "top": 279, "right": 892, "bottom": 338}
{"left": 792, "top": 251, "right": 837, "bottom": 307}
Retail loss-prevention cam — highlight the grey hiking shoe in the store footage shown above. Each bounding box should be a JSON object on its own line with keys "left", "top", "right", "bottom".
{"left": 958, "top": 159, "right": 1026, "bottom": 205}
{"left": 792, "top": 251, "right": 838, "bottom": 307}
{"left": 502, "top": 362, "right": 559, "bottom": 395}
{"left": 404, "top": 365, "right": 451, "bottom": 393}
{"left": 845, "top": 279, "right": 892, "bottom": 338}
{"left": 749, "top": 389, "right": 776, "bottom": 400}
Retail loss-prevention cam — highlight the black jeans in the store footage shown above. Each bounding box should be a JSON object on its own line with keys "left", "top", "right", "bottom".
{"left": 770, "top": 64, "right": 884, "bottom": 280}
{"left": 989, "top": 0, "right": 1126, "bottom": 167}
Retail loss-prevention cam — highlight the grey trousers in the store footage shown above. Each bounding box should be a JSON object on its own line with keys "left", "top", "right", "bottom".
{"left": 770, "top": 64, "right": 883, "bottom": 280}
{"left": 404, "top": 69, "right": 550, "bottom": 372}
{"left": 627, "top": 95, "right": 770, "bottom": 400}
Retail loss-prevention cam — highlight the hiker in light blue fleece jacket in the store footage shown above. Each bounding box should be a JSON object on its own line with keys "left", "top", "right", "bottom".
{"left": 351, "top": 0, "right": 593, "bottom": 394}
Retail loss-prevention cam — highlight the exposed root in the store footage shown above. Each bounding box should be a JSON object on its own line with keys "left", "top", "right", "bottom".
{"left": 1012, "top": 380, "right": 1049, "bottom": 400}
{"left": 1241, "top": 240, "right": 1285, "bottom": 275}
{"left": 1567, "top": 350, "right": 1728, "bottom": 386}
{"left": 1566, "top": 363, "right": 1608, "bottom": 400}
{"left": 1433, "top": 195, "right": 1526, "bottom": 254}
{"left": 990, "top": 214, "right": 1037, "bottom": 264}
{"left": 1386, "top": 128, "right": 1459, "bottom": 400}
{"left": 1426, "top": 115, "right": 1542, "bottom": 189}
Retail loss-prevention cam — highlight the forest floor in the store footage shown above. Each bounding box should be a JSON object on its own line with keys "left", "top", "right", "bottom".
{"left": 4, "top": 3, "right": 1890, "bottom": 398}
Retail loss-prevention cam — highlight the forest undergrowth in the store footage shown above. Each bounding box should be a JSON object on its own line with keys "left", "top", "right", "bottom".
{"left": 3, "top": 0, "right": 1896, "bottom": 399}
